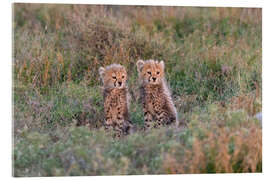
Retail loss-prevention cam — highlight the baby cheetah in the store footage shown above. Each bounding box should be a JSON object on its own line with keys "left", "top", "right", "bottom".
{"left": 99, "top": 64, "right": 131, "bottom": 138}
{"left": 136, "top": 59, "right": 178, "bottom": 130}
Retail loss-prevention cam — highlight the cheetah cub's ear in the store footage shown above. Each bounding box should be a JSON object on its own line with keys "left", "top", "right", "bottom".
{"left": 159, "top": 60, "right": 165, "bottom": 70}
{"left": 99, "top": 67, "right": 105, "bottom": 82}
{"left": 136, "top": 60, "right": 145, "bottom": 73}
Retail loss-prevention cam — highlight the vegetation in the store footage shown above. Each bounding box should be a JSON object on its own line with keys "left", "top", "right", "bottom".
{"left": 13, "top": 4, "right": 262, "bottom": 176}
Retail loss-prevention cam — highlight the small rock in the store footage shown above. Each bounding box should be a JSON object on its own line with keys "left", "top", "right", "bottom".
{"left": 221, "top": 65, "right": 232, "bottom": 75}
{"left": 255, "top": 112, "right": 262, "bottom": 126}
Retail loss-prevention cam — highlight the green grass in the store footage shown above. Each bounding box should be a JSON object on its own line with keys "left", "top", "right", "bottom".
{"left": 13, "top": 4, "right": 262, "bottom": 176}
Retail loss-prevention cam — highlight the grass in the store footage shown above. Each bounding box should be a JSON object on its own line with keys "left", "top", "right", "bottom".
{"left": 13, "top": 4, "right": 262, "bottom": 176}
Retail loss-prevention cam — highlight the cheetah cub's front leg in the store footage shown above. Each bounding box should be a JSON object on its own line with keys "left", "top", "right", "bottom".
{"left": 137, "top": 59, "right": 178, "bottom": 130}
{"left": 142, "top": 101, "right": 154, "bottom": 130}
{"left": 99, "top": 64, "right": 132, "bottom": 138}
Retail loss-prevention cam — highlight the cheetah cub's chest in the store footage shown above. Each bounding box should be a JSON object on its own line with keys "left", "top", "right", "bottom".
{"left": 144, "top": 85, "right": 166, "bottom": 114}
{"left": 105, "top": 89, "right": 127, "bottom": 121}
{"left": 104, "top": 89, "right": 128, "bottom": 124}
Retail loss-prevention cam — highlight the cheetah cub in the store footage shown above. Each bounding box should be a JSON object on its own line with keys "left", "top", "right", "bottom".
{"left": 99, "top": 64, "right": 131, "bottom": 138}
{"left": 136, "top": 59, "right": 178, "bottom": 130}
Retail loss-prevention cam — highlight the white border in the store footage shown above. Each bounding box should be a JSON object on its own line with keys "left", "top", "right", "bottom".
{"left": 1, "top": 0, "right": 268, "bottom": 180}
{"left": 262, "top": 0, "right": 269, "bottom": 178}
{"left": 0, "top": 0, "right": 12, "bottom": 180}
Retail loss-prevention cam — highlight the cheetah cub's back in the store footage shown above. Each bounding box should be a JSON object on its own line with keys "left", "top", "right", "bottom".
{"left": 99, "top": 64, "right": 131, "bottom": 137}
{"left": 136, "top": 59, "right": 178, "bottom": 130}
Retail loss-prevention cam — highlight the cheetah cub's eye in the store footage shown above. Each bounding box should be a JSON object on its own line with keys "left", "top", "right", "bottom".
{"left": 122, "top": 75, "right": 125, "bottom": 78}
{"left": 157, "top": 71, "right": 160, "bottom": 75}
{"left": 147, "top": 71, "right": 151, "bottom": 75}
{"left": 112, "top": 76, "right": 116, "bottom": 79}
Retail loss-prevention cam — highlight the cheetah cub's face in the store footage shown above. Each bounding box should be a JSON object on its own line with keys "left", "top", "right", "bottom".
{"left": 99, "top": 64, "right": 127, "bottom": 89}
{"left": 136, "top": 60, "right": 165, "bottom": 85}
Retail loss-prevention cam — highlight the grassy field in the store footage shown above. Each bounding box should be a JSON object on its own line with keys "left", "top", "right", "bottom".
{"left": 13, "top": 4, "right": 262, "bottom": 176}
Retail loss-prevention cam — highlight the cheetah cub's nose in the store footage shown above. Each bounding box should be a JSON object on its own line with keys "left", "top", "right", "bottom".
{"left": 118, "top": 82, "right": 122, "bottom": 86}
{"left": 152, "top": 77, "right": 156, "bottom": 82}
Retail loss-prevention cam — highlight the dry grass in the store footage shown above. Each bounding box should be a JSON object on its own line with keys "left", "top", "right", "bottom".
{"left": 163, "top": 125, "right": 262, "bottom": 174}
